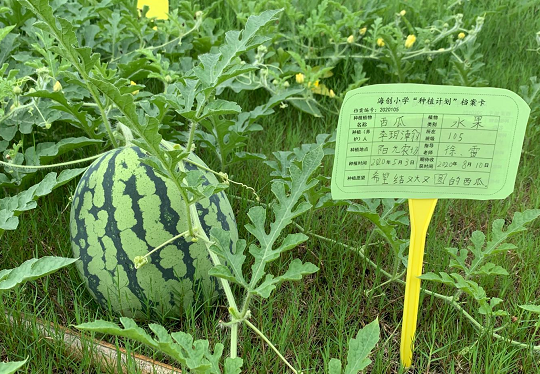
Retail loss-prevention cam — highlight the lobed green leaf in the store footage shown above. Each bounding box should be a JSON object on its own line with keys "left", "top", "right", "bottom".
{"left": 0, "top": 256, "right": 77, "bottom": 292}
{"left": 343, "top": 318, "right": 380, "bottom": 374}
{"left": 247, "top": 146, "right": 323, "bottom": 289}
{"left": 0, "top": 358, "right": 28, "bottom": 374}
{"left": 0, "top": 168, "right": 85, "bottom": 235}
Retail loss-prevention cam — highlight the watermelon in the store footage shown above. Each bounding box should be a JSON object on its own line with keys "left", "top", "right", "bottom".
{"left": 69, "top": 146, "right": 237, "bottom": 319}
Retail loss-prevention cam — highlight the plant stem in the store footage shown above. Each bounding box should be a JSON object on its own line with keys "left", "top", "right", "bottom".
{"left": 0, "top": 153, "right": 105, "bottom": 170}
{"left": 141, "top": 230, "right": 190, "bottom": 260}
{"left": 244, "top": 319, "right": 299, "bottom": 373}
{"left": 230, "top": 323, "right": 238, "bottom": 359}
{"left": 163, "top": 141, "right": 241, "bottom": 357}
{"left": 185, "top": 121, "right": 197, "bottom": 154}
{"left": 85, "top": 84, "right": 119, "bottom": 148}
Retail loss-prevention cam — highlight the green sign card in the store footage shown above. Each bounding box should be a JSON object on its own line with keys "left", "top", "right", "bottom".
{"left": 331, "top": 84, "right": 530, "bottom": 200}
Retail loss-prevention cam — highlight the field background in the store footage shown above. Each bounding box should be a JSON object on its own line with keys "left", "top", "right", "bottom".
{"left": 1, "top": 0, "right": 540, "bottom": 373}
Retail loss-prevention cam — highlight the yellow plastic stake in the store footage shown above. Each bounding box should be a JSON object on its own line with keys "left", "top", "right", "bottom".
{"left": 400, "top": 198, "right": 438, "bottom": 368}
{"left": 137, "top": 0, "right": 169, "bottom": 20}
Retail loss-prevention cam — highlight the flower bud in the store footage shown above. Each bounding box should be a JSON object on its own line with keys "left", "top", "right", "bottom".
{"left": 458, "top": 32, "right": 466, "bottom": 40}
{"left": 329, "top": 89, "right": 336, "bottom": 98}
{"left": 399, "top": 10, "right": 406, "bottom": 16}
{"left": 377, "top": 38, "right": 385, "bottom": 47}
{"left": 404, "top": 34, "right": 416, "bottom": 48}
{"left": 359, "top": 27, "right": 367, "bottom": 36}
{"left": 130, "top": 81, "right": 139, "bottom": 95}
{"left": 12, "top": 86, "right": 22, "bottom": 95}
{"left": 347, "top": 35, "right": 354, "bottom": 44}
{"left": 295, "top": 73, "right": 305, "bottom": 84}
{"left": 53, "top": 81, "right": 62, "bottom": 92}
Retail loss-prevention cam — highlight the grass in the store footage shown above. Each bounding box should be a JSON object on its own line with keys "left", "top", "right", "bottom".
{"left": 1, "top": 0, "right": 540, "bottom": 372}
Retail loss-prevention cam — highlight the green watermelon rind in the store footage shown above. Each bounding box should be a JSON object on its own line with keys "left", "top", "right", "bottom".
{"left": 70, "top": 146, "right": 237, "bottom": 319}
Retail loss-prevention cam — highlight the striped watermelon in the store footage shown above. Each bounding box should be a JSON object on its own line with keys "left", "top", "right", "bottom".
{"left": 69, "top": 146, "right": 237, "bottom": 319}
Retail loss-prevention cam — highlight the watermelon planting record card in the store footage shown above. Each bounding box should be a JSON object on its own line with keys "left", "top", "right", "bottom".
{"left": 330, "top": 84, "right": 530, "bottom": 367}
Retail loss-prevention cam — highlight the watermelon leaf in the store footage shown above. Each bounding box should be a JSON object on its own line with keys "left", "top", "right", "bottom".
{"left": 24, "top": 137, "right": 103, "bottom": 166}
{"left": 0, "top": 256, "right": 77, "bottom": 292}
{"left": 519, "top": 304, "right": 540, "bottom": 314}
{"left": 343, "top": 318, "right": 380, "bottom": 374}
{"left": 328, "top": 359, "right": 342, "bottom": 374}
{"left": 20, "top": 0, "right": 99, "bottom": 74}
{"left": 224, "top": 357, "right": 243, "bottom": 374}
{"left": 208, "top": 228, "right": 247, "bottom": 287}
{"left": 347, "top": 199, "right": 408, "bottom": 256}
{"left": 326, "top": 319, "right": 380, "bottom": 374}
{"left": 0, "top": 25, "right": 16, "bottom": 45}
{"left": 0, "top": 168, "right": 85, "bottom": 236}
{"left": 77, "top": 318, "right": 158, "bottom": 347}
{"left": 247, "top": 146, "right": 323, "bottom": 291}
{"left": 76, "top": 318, "right": 224, "bottom": 373}
{"left": 0, "top": 358, "right": 28, "bottom": 374}
{"left": 192, "top": 9, "right": 280, "bottom": 92}
{"left": 421, "top": 210, "right": 540, "bottom": 311}
{"left": 23, "top": 90, "right": 93, "bottom": 133}
{"left": 251, "top": 259, "right": 319, "bottom": 298}
{"left": 200, "top": 99, "right": 242, "bottom": 120}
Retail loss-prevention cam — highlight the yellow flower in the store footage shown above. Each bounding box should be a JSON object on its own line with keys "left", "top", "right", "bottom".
{"left": 404, "top": 34, "right": 416, "bottom": 48}
{"left": 347, "top": 35, "right": 354, "bottom": 44}
{"left": 312, "top": 80, "right": 319, "bottom": 88}
{"left": 377, "top": 38, "right": 385, "bottom": 47}
{"left": 53, "top": 80, "right": 62, "bottom": 92}
{"left": 295, "top": 73, "right": 305, "bottom": 84}
{"left": 329, "top": 89, "right": 336, "bottom": 98}
{"left": 359, "top": 27, "right": 367, "bottom": 36}
{"left": 130, "top": 81, "right": 139, "bottom": 95}
{"left": 400, "top": 10, "right": 406, "bottom": 16}
{"left": 458, "top": 32, "right": 466, "bottom": 39}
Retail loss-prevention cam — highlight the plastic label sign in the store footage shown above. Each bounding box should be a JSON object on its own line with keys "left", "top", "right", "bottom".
{"left": 137, "top": 0, "right": 169, "bottom": 20}
{"left": 331, "top": 83, "right": 530, "bottom": 368}
{"left": 331, "top": 84, "right": 530, "bottom": 200}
